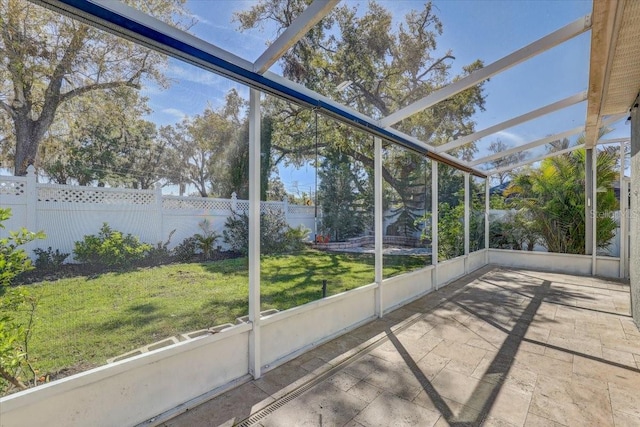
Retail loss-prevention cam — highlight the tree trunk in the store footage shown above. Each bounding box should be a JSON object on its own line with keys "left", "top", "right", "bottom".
{"left": 13, "top": 117, "right": 41, "bottom": 176}
{"left": 13, "top": 103, "right": 57, "bottom": 176}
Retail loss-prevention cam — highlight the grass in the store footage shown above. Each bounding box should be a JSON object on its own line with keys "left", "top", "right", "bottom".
{"left": 9, "top": 249, "right": 427, "bottom": 377}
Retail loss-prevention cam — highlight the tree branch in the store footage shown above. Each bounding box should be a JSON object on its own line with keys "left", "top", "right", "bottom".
{"left": 0, "top": 99, "right": 15, "bottom": 119}
{"left": 60, "top": 80, "right": 141, "bottom": 104}
{"left": 0, "top": 366, "right": 27, "bottom": 391}
{"left": 415, "top": 54, "right": 455, "bottom": 82}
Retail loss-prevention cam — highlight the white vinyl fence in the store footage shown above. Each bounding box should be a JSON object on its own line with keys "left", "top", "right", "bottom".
{"left": 0, "top": 167, "right": 317, "bottom": 259}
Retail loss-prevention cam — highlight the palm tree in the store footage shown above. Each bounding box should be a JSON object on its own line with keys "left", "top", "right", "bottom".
{"left": 506, "top": 148, "right": 618, "bottom": 254}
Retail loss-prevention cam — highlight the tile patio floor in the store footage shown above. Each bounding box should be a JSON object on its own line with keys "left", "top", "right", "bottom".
{"left": 161, "top": 266, "right": 640, "bottom": 427}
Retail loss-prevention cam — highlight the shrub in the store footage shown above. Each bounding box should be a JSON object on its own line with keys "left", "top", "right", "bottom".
{"left": 223, "top": 208, "right": 309, "bottom": 255}
{"left": 73, "top": 223, "right": 152, "bottom": 268}
{"left": 0, "top": 208, "right": 45, "bottom": 286}
{"left": 33, "top": 247, "right": 69, "bottom": 270}
{"left": 0, "top": 208, "right": 43, "bottom": 392}
{"left": 173, "top": 236, "right": 199, "bottom": 262}
{"left": 193, "top": 219, "right": 221, "bottom": 260}
{"left": 144, "top": 230, "right": 176, "bottom": 266}
{"left": 223, "top": 211, "right": 249, "bottom": 255}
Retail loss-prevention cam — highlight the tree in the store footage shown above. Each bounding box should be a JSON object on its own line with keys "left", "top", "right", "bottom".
{"left": 236, "top": 0, "right": 486, "bottom": 210}
{"left": 487, "top": 139, "right": 528, "bottom": 185}
{"left": 383, "top": 147, "right": 429, "bottom": 237}
{"left": 166, "top": 104, "right": 237, "bottom": 197}
{"left": 546, "top": 137, "right": 570, "bottom": 153}
{"left": 0, "top": 0, "right": 189, "bottom": 176}
{"left": 317, "top": 149, "right": 370, "bottom": 241}
{"left": 506, "top": 148, "right": 619, "bottom": 254}
{"left": 38, "top": 88, "right": 167, "bottom": 188}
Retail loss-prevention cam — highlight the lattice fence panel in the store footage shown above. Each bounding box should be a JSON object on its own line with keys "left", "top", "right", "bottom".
{"left": 38, "top": 186, "right": 155, "bottom": 204}
{"left": 288, "top": 205, "right": 316, "bottom": 216}
{"left": 163, "top": 197, "right": 232, "bottom": 211}
{"left": 0, "top": 180, "right": 26, "bottom": 197}
{"left": 260, "top": 202, "right": 285, "bottom": 214}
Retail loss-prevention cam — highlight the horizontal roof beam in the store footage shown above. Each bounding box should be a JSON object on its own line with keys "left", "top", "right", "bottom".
{"left": 33, "top": 0, "right": 485, "bottom": 177}
{"left": 253, "top": 0, "right": 339, "bottom": 74}
{"left": 488, "top": 145, "right": 581, "bottom": 175}
{"left": 473, "top": 112, "right": 627, "bottom": 167}
{"left": 487, "top": 136, "right": 630, "bottom": 175}
{"left": 435, "top": 91, "right": 587, "bottom": 153}
{"left": 597, "top": 137, "right": 630, "bottom": 145}
{"left": 470, "top": 126, "right": 585, "bottom": 167}
{"left": 380, "top": 14, "right": 592, "bottom": 127}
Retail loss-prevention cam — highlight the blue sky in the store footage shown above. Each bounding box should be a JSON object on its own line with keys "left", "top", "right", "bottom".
{"left": 140, "top": 0, "right": 628, "bottom": 193}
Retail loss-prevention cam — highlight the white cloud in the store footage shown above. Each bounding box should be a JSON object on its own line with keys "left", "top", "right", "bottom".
{"left": 161, "top": 108, "right": 187, "bottom": 120}
{"left": 166, "top": 63, "right": 225, "bottom": 88}
{"left": 494, "top": 131, "right": 527, "bottom": 146}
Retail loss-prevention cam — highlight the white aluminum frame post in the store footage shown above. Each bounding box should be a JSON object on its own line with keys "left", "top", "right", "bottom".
{"left": 630, "top": 98, "right": 640, "bottom": 327}
{"left": 464, "top": 172, "right": 470, "bottom": 274}
{"left": 432, "top": 161, "right": 439, "bottom": 288}
{"left": 620, "top": 140, "right": 628, "bottom": 278}
{"left": 374, "top": 137, "right": 384, "bottom": 317}
{"left": 485, "top": 177, "right": 490, "bottom": 262}
{"left": 591, "top": 147, "right": 598, "bottom": 275}
{"left": 248, "top": 89, "right": 262, "bottom": 378}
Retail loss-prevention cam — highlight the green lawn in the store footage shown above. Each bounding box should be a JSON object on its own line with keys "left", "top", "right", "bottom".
{"left": 11, "top": 250, "right": 427, "bottom": 376}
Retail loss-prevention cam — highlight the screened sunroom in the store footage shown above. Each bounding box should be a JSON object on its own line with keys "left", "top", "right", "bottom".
{"left": 0, "top": 0, "right": 639, "bottom": 426}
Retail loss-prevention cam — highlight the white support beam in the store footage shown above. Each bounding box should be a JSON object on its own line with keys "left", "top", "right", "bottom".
{"left": 374, "top": 137, "right": 384, "bottom": 318}
{"left": 471, "top": 126, "right": 585, "bottom": 167}
{"left": 631, "top": 97, "right": 640, "bottom": 327}
{"left": 248, "top": 89, "right": 262, "bottom": 379}
{"left": 484, "top": 178, "right": 490, "bottom": 257}
{"left": 380, "top": 15, "right": 592, "bottom": 127}
{"left": 585, "top": 0, "right": 624, "bottom": 148}
{"left": 620, "top": 141, "right": 628, "bottom": 278}
{"left": 435, "top": 91, "right": 587, "bottom": 153}
{"left": 253, "top": 0, "right": 339, "bottom": 74}
{"left": 432, "top": 162, "right": 439, "bottom": 289}
{"left": 597, "top": 137, "right": 631, "bottom": 145}
{"left": 464, "top": 172, "right": 470, "bottom": 274}
{"left": 586, "top": 148, "right": 595, "bottom": 256}
{"left": 591, "top": 148, "right": 598, "bottom": 275}
{"left": 489, "top": 145, "right": 580, "bottom": 176}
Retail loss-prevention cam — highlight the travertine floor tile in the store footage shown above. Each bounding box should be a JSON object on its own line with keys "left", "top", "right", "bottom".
{"left": 486, "top": 383, "right": 532, "bottom": 427}
{"left": 163, "top": 382, "right": 273, "bottom": 427}
{"left": 572, "top": 354, "right": 640, "bottom": 389}
{"left": 259, "top": 382, "right": 368, "bottom": 427}
{"left": 529, "top": 375, "right": 614, "bottom": 427}
{"left": 354, "top": 392, "right": 440, "bottom": 427}
{"left": 609, "top": 382, "right": 640, "bottom": 419}
{"left": 345, "top": 379, "right": 383, "bottom": 403}
{"left": 612, "top": 410, "right": 640, "bottom": 427}
{"left": 523, "top": 413, "right": 564, "bottom": 426}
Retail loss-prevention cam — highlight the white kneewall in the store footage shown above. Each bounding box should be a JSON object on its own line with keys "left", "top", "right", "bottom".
{"left": 467, "top": 250, "right": 487, "bottom": 272}
{"left": 437, "top": 255, "right": 468, "bottom": 285}
{"left": 488, "top": 249, "right": 622, "bottom": 278}
{"left": 382, "top": 266, "right": 434, "bottom": 313}
{"left": 0, "top": 325, "right": 251, "bottom": 427}
{"left": 260, "top": 284, "right": 377, "bottom": 368}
